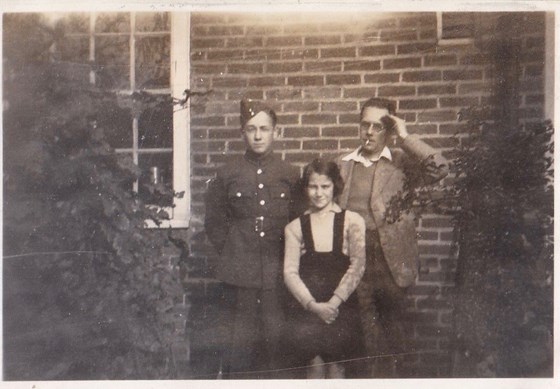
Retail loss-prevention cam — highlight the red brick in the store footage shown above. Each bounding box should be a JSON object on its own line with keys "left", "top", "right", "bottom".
{"left": 191, "top": 14, "right": 227, "bottom": 24}
{"left": 439, "top": 97, "right": 479, "bottom": 108}
{"left": 283, "top": 102, "right": 319, "bottom": 112}
{"left": 192, "top": 117, "right": 225, "bottom": 127}
{"left": 226, "top": 37, "right": 263, "bottom": 47}
{"left": 267, "top": 62, "right": 303, "bottom": 73}
{"left": 321, "top": 47, "right": 356, "bottom": 58}
{"left": 207, "top": 25, "right": 244, "bottom": 36}
{"left": 288, "top": 75, "right": 324, "bottom": 86}
{"left": 439, "top": 123, "right": 468, "bottom": 135}
{"left": 415, "top": 326, "right": 452, "bottom": 338}
{"left": 439, "top": 231, "right": 455, "bottom": 241}
{"left": 321, "top": 101, "right": 358, "bottom": 112}
{"left": 301, "top": 113, "right": 337, "bottom": 125}
{"left": 459, "top": 54, "right": 491, "bottom": 66}
{"left": 302, "top": 139, "right": 339, "bottom": 150}
{"left": 276, "top": 114, "right": 299, "bottom": 125}
{"left": 418, "top": 230, "right": 439, "bottom": 240}
{"left": 226, "top": 89, "right": 263, "bottom": 101}
{"left": 338, "top": 113, "right": 359, "bottom": 124}
{"left": 247, "top": 76, "right": 286, "bottom": 87}
{"left": 245, "top": 25, "right": 282, "bottom": 35}
{"left": 364, "top": 73, "right": 400, "bottom": 84}
{"left": 192, "top": 63, "right": 227, "bottom": 75}
{"left": 407, "top": 285, "right": 439, "bottom": 296}
{"left": 340, "top": 139, "right": 362, "bottom": 149}
{"left": 191, "top": 51, "right": 205, "bottom": 61}
{"left": 421, "top": 217, "right": 453, "bottom": 229}
{"left": 212, "top": 77, "right": 247, "bottom": 88}
{"left": 380, "top": 29, "right": 418, "bottom": 42}
{"left": 266, "top": 35, "right": 303, "bottom": 46}
{"left": 283, "top": 127, "right": 320, "bottom": 138}
{"left": 227, "top": 63, "right": 263, "bottom": 74}
{"left": 245, "top": 49, "right": 282, "bottom": 61}
{"left": 378, "top": 85, "right": 416, "bottom": 96}
{"left": 521, "top": 50, "right": 545, "bottom": 63}
{"left": 207, "top": 49, "right": 244, "bottom": 61}
{"left": 525, "top": 94, "right": 544, "bottom": 105}
{"left": 418, "top": 110, "right": 459, "bottom": 123}
{"left": 303, "top": 87, "right": 342, "bottom": 99}
{"left": 524, "top": 64, "right": 543, "bottom": 77}
{"left": 191, "top": 38, "right": 224, "bottom": 50}
{"left": 423, "top": 137, "right": 459, "bottom": 148}
{"left": 282, "top": 49, "right": 319, "bottom": 60}
{"left": 321, "top": 126, "right": 358, "bottom": 138}
{"left": 383, "top": 57, "right": 422, "bottom": 70}
{"left": 305, "top": 35, "right": 341, "bottom": 45}
{"left": 266, "top": 89, "right": 303, "bottom": 100}
{"left": 228, "top": 140, "right": 247, "bottom": 151}
{"left": 343, "top": 60, "right": 381, "bottom": 72}
{"left": 399, "top": 98, "right": 437, "bottom": 110}
{"left": 358, "top": 45, "right": 396, "bottom": 56}
{"left": 402, "top": 70, "right": 441, "bottom": 82}
{"left": 407, "top": 124, "right": 438, "bottom": 135}
{"left": 418, "top": 84, "right": 456, "bottom": 96}
{"left": 304, "top": 61, "right": 343, "bottom": 72}
{"left": 443, "top": 69, "right": 483, "bottom": 81}
{"left": 343, "top": 87, "right": 377, "bottom": 99}
{"left": 420, "top": 29, "right": 438, "bottom": 40}
{"left": 417, "top": 270, "right": 455, "bottom": 283}
{"left": 207, "top": 128, "right": 237, "bottom": 139}
{"left": 193, "top": 154, "right": 207, "bottom": 164}
{"left": 525, "top": 36, "right": 545, "bottom": 49}
{"left": 398, "top": 13, "right": 436, "bottom": 28}
{"left": 424, "top": 54, "right": 457, "bottom": 67}
{"left": 205, "top": 102, "right": 238, "bottom": 115}
{"left": 276, "top": 140, "right": 302, "bottom": 150}
{"left": 397, "top": 42, "right": 437, "bottom": 55}
{"left": 326, "top": 74, "right": 361, "bottom": 85}
{"left": 192, "top": 129, "right": 207, "bottom": 140}
{"left": 417, "top": 298, "right": 451, "bottom": 310}
{"left": 285, "top": 152, "right": 320, "bottom": 163}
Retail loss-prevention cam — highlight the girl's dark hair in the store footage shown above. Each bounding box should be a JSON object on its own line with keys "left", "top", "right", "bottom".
{"left": 302, "top": 159, "right": 345, "bottom": 198}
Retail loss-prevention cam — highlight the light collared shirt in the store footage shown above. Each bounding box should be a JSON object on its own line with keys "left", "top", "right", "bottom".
{"left": 341, "top": 146, "right": 393, "bottom": 167}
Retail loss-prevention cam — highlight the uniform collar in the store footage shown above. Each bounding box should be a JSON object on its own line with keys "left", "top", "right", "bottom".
{"left": 304, "top": 202, "right": 342, "bottom": 215}
{"left": 244, "top": 149, "right": 277, "bottom": 166}
{"left": 342, "top": 146, "right": 392, "bottom": 167}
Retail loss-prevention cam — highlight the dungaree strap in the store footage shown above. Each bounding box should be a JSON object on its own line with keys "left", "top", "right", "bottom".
{"left": 299, "top": 214, "right": 315, "bottom": 252}
{"left": 333, "top": 210, "right": 346, "bottom": 255}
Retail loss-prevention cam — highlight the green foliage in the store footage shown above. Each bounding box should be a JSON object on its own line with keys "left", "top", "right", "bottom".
{"left": 3, "top": 14, "right": 185, "bottom": 379}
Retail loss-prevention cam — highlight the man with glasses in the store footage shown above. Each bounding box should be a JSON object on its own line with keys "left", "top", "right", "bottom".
{"left": 205, "top": 98, "right": 300, "bottom": 378}
{"left": 336, "top": 98, "right": 449, "bottom": 377}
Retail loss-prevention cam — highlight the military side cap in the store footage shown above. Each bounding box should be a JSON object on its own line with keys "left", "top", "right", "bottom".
{"left": 240, "top": 98, "right": 276, "bottom": 127}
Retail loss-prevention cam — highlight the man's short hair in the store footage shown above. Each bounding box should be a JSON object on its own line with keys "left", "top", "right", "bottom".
{"left": 360, "top": 98, "right": 397, "bottom": 119}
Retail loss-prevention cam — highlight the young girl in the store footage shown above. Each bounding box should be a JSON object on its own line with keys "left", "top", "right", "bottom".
{"left": 283, "top": 159, "right": 366, "bottom": 378}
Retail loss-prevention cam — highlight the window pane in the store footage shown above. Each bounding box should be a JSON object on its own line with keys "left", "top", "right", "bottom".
{"left": 136, "top": 36, "right": 170, "bottom": 89}
{"left": 97, "top": 103, "right": 133, "bottom": 149}
{"left": 57, "top": 13, "right": 89, "bottom": 34}
{"left": 138, "top": 101, "right": 173, "bottom": 149}
{"left": 135, "top": 12, "right": 170, "bottom": 32}
{"left": 58, "top": 36, "right": 89, "bottom": 62}
{"left": 138, "top": 152, "right": 173, "bottom": 206}
{"left": 95, "top": 13, "right": 130, "bottom": 33}
{"left": 95, "top": 36, "right": 130, "bottom": 89}
{"left": 442, "top": 13, "right": 476, "bottom": 40}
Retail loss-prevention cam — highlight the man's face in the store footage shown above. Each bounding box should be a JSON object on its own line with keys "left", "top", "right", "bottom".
{"left": 242, "top": 111, "right": 278, "bottom": 155}
{"left": 359, "top": 106, "right": 390, "bottom": 156}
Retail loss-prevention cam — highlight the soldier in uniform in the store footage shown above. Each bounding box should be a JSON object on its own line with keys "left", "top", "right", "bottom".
{"left": 204, "top": 98, "right": 301, "bottom": 378}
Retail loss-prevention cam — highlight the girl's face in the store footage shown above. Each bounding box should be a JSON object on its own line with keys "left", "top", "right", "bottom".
{"left": 306, "top": 172, "right": 334, "bottom": 212}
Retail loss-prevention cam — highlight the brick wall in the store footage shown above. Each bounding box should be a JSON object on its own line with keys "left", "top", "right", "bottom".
{"left": 184, "top": 11, "right": 546, "bottom": 378}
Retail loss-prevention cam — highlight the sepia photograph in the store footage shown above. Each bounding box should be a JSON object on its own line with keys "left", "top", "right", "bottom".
{"left": 1, "top": 0, "right": 556, "bottom": 386}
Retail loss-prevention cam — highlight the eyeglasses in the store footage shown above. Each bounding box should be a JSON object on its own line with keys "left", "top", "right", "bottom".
{"left": 359, "top": 121, "right": 386, "bottom": 133}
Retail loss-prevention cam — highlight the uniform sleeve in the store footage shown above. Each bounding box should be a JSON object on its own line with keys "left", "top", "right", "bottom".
{"left": 204, "top": 174, "right": 230, "bottom": 255}
{"left": 283, "top": 220, "right": 316, "bottom": 309}
{"left": 333, "top": 211, "right": 366, "bottom": 302}
{"left": 401, "top": 134, "right": 449, "bottom": 185}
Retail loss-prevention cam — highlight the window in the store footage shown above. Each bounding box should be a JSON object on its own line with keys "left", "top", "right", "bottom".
{"left": 56, "top": 12, "right": 190, "bottom": 228}
{"left": 437, "top": 12, "right": 476, "bottom": 43}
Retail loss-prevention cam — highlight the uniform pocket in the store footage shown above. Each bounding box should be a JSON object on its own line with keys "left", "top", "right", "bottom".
{"left": 227, "top": 188, "right": 254, "bottom": 218}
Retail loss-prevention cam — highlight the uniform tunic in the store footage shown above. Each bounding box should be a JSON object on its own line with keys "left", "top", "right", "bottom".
{"left": 205, "top": 149, "right": 300, "bottom": 377}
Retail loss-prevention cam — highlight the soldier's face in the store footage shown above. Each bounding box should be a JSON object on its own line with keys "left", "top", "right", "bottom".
{"left": 360, "top": 106, "right": 389, "bottom": 156}
{"left": 242, "top": 111, "right": 278, "bottom": 155}
{"left": 307, "top": 173, "right": 334, "bottom": 212}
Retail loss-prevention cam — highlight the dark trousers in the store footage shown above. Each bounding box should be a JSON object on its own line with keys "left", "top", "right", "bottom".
{"left": 356, "top": 231, "right": 408, "bottom": 378}
{"left": 223, "top": 285, "right": 285, "bottom": 379}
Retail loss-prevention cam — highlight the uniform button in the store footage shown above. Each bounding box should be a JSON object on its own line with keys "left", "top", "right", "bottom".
{"left": 258, "top": 183, "right": 264, "bottom": 189}
{"left": 280, "top": 192, "right": 285, "bottom": 198}
{"left": 236, "top": 192, "right": 242, "bottom": 197}
{"left": 259, "top": 200, "right": 266, "bottom": 205}
{"left": 259, "top": 232, "right": 265, "bottom": 237}
{"left": 257, "top": 168, "right": 263, "bottom": 175}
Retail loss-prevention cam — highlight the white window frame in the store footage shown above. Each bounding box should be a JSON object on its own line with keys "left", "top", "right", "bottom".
{"left": 437, "top": 12, "right": 475, "bottom": 45}
{"left": 146, "top": 12, "right": 191, "bottom": 229}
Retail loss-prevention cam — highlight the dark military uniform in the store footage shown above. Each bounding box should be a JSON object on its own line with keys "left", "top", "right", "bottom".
{"left": 205, "top": 149, "right": 300, "bottom": 378}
